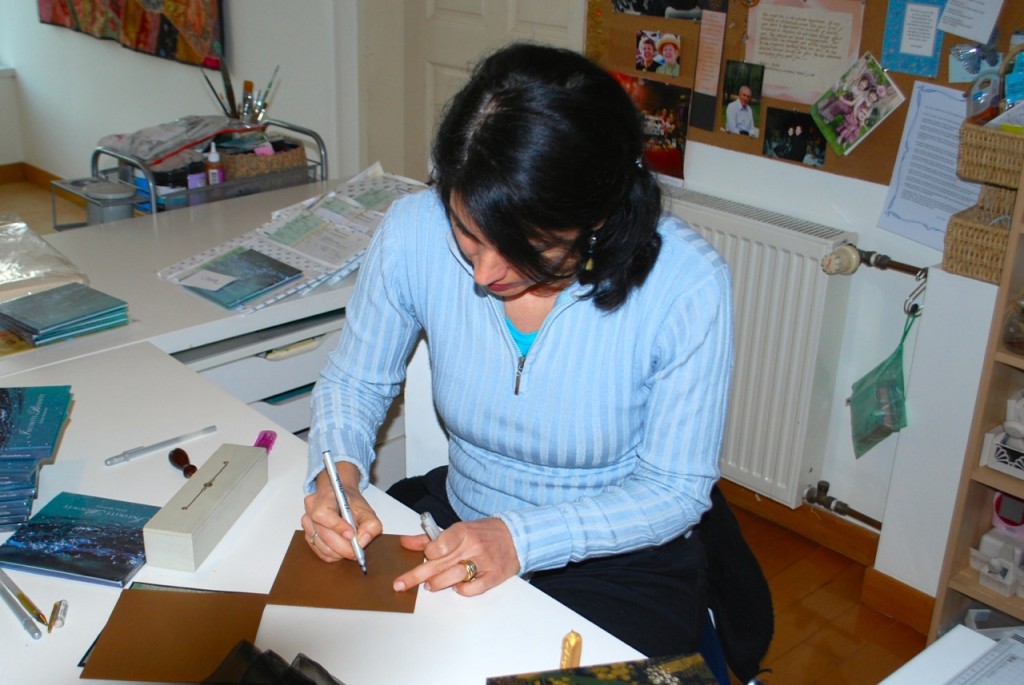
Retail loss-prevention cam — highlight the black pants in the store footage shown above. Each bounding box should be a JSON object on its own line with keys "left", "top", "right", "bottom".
{"left": 387, "top": 466, "right": 708, "bottom": 657}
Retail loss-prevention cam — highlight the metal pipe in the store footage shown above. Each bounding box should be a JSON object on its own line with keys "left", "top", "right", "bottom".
{"left": 803, "top": 480, "right": 882, "bottom": 531}
{"left": 821, "top": 243, "right": 927, "bottom": 279}
{"left": 856, "top": 249, "right": 927, "bottom": 278}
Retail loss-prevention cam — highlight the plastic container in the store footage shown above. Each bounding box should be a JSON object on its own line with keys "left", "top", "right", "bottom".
{"left": 83, "top": 181, "right": 135, "bottom": 224}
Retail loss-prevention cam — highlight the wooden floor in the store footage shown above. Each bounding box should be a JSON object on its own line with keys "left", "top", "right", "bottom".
{"left": 0, "top": 180, "right": 85, "bottom": 235}
{"left": 1, "top": 180, "right": 928, "bottom": 683}
{"left": 732, "top": 506, "right": 925, "bottom": 684}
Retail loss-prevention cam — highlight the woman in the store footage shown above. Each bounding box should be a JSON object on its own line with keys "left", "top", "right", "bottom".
{"left": 301, "top": 42, "right": 733, "bottom": 657}
{"left": 655, "top": 34, "right": 680, "bottom": 76}
{"left": 636, "top": 35, "right": 659, "bottom": 72}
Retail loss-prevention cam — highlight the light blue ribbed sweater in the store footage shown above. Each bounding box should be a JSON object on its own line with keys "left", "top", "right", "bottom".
{"left": 306, "top": 190, "right": 733, "bottom": 574}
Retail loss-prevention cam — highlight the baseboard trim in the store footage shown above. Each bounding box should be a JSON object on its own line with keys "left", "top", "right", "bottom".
{"left": 719, "top": 479, "right": 933, "bottom": 635}
{"left": 20, "top": 163, "right": 87, "bottom": 208}
{"left": 0, "top": 162, "right": 26, "bottom": 184}
{"left": 862, "top": 567, "right": 934, "bottom": 635}
{"left": 717, "top": 479, "right": 878, "bottom": 567}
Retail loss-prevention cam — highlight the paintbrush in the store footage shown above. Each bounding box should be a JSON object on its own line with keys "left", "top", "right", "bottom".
{"left": 214, "top": 41, "right": 238, "bottom": 118}
{"left": 201, "top": 69, "right": 230, "bottom": 116}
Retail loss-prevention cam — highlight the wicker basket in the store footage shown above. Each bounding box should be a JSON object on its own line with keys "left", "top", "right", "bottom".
{"left": 956, "top": 43, "right": 1024, "bottom": 188}
{"left": 957, "top": 121, "right": 1024, "bottom": 188}
{"left": 221, "top": 138, "right": 307, "bottom": 181}
{"left": 943, "top": 185, "right": 1016, "bottom": 284}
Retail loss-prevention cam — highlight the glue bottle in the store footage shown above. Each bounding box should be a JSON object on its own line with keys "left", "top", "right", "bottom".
{"left": 205, "top": 142, "right": 225, "bottom": 185}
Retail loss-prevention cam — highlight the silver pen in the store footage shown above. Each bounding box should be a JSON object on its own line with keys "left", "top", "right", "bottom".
{"left": 104, "top": 425, "right": 217, "bottom": 466}
{"left": 322, "top": 450, "right": 367, "bottom": 574}
{"left": 0, "top": 570, "right": 41, "bottom": 640}
{"left": 420, "top": 511, "right": 442, "bottom": 541}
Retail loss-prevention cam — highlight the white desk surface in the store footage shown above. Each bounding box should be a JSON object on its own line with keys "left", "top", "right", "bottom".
{"left": 879, "top": 625, "right": 994, "bottom": 684}
{"left": 2, "top": 342, "right": 641, "bottom": 684}
{"left": 0, "top": 181, "right": 357, "bottom": 379}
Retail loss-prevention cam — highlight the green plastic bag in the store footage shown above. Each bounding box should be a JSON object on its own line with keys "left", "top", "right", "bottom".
{"left": 850, "top": 313, "right": 917, "bottom": 458}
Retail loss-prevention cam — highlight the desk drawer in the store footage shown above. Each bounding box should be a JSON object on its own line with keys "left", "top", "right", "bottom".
{"left": 250, "top": 387, "right": 405, "bottom": 441}
{"left": 198, "top": 326, "right": 342, "bottom": 404}
{"left": 250, "top": 386, "right": 316, "bottom": 434}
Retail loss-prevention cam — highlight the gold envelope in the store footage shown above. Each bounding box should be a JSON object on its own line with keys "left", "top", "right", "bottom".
{"left": 268, "top": 530, "right": 422, "bottom": 613}
{"left": 80, "top": 588, "right": 267, "bottom": 682}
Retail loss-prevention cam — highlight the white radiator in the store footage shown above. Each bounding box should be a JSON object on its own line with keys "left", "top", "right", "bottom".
{"left": 667, "top": 189, "right": 857, "bottom": 508}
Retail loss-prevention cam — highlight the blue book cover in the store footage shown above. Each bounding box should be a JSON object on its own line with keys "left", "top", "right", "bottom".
{"left": 0, "top": 282, "right": 127, "bottom": 336}
{"left": 30, "top": 310, "right": 130, "bottom": 346}
{"left": 183, "top": 247, "right": 303, "bottom": 310}
{"left": 0, "top": 491, "right": 160, "bottom": 587}
{"left": 0, "top": 385, "right": 73, "bottom": 461}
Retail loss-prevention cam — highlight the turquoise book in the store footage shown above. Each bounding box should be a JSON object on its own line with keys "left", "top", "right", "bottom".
{"left": 0, "top": 491, "right": 159, "bottom": 587}
{"left": 182, "top": 247, "right": 303, "bottom": 310}
{"left": 0, "top": 385, "right": 73, "bottom": 461}
{"left": 0, "top": 282, "right": 128, "bottom": 337}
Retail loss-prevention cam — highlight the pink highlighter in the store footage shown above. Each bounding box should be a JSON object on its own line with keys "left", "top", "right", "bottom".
{"left": 253, "top": 430, "right": 277, "bottom": 454}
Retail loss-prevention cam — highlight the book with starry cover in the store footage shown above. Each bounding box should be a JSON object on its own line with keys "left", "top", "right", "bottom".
{"left": 0, "top": 491, "right": 159, "bottom": 587}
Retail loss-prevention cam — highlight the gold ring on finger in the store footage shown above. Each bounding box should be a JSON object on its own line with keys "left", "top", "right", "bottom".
{"left": 459, "top": 559, "right": 478, "bottom": 583}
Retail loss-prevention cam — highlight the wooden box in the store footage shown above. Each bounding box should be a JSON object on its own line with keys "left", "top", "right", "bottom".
{"left": 981, "top": 427, "right": 1024, "bottom": 481}
{"left": 143, "top": 444, "right": 268, "bottom": 571}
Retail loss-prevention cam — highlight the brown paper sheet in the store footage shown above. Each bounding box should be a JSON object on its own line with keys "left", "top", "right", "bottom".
{"left": 267, "top": 530, "right": 422, "bottom": 613}
{"left": 80, "top": 588, "right": 267, "bottom": 682}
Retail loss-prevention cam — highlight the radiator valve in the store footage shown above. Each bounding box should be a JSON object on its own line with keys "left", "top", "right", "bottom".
{"left": 821, "top": 244, "right": 861, "bottom": 275}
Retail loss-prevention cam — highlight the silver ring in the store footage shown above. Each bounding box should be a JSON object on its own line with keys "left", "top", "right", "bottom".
{"left": 459, "top": 559, "right": 478, "bottom": 583}
{"left": 311, "top": 530, "right": 320, "bottom": 543}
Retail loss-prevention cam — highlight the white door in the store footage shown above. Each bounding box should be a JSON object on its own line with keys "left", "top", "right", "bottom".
{"left": 361, "top": 1, "right": 586, "bottom": 179}
{"left": 392, "top": 0, "right": 587, "bottom": 477}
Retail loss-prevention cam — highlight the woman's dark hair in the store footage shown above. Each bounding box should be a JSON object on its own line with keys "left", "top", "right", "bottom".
{"left": 431, "top": 42, "right": 662, "bottom": 311}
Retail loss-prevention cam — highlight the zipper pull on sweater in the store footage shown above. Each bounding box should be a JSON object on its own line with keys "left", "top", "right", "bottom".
{"left": 514, "top": 355, "right": 526, "bottom": 395}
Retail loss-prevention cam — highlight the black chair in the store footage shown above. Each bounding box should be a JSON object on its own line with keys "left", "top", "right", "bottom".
{"left": 697, "top": 485, "right": 774, "bottom": 684}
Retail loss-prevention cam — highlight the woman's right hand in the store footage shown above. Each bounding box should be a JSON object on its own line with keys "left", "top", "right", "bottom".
{"left": 301, "top": 461, "right": 382, "bottom": 564}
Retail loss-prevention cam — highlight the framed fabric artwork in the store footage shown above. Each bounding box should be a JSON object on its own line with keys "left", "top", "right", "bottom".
{"left": 38, "top": 0, "right": 223, "bottom": 68}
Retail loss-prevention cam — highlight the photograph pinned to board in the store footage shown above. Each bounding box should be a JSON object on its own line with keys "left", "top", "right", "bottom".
{"left": 763, "top": 108, "right": 825, "bottom": 167}
{"left": 721, "top": 60, "right": 765, "bottom": 138}
{"left": 634, "top": 30, "right": 682, "bottom": 76}
{"left": 610, "top": 71, "right": 691, "bottom": 182}
{"left": 811, "top": 52, "right": 905, "bottom": 156}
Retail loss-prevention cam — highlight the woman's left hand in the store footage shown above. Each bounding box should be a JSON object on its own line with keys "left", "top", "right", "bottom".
{"left": 393, "top": 517, "right": 520, "bottom": 596}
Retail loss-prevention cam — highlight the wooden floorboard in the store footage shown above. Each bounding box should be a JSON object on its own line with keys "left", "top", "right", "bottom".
{"left": 731, "top": 506, "right": 927, "bottom": 684}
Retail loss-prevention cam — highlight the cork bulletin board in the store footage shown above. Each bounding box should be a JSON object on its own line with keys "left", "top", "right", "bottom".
{"left": 585, "top": 0, "right": 1024, "bottom": 186}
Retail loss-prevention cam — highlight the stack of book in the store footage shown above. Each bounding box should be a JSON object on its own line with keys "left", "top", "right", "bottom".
{"left": 0, "top": 386, "right": 73, "bottom": 529}
{"left": 0, "top": 283, "right": 129, "bottom": 346}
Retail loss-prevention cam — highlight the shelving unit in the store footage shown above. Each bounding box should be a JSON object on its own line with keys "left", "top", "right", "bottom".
{"left": 931, "top": 164, "right": 1024, "bottom": 641}
{"left": 50, "top": 119, "right": 327, "bottom": 231}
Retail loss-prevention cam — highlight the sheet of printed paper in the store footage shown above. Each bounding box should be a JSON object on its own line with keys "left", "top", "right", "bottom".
{"left": 261, "top": 207, "right": 371, "bottom": 269}
{"left": 747, "top": 0, "right": 865, "bottom": 105}
{"left": 938, "top": 0, "right": 1002, "bottom": 45}
{"left": 694, "top": 11, "right": 727, "bottom": 98}
{"left": 877, "top": 82, "right": 979, "bottom": 250}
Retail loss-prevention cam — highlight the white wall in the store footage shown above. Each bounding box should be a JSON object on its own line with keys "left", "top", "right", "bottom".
{"left": 0, "top": 66, "right": 24, "bottom": 165}
{"left": 0, "top": 1, "right": 360, "bottom": 181}
{"left": 0, "top": 0, "right": 997, "bottom": 594}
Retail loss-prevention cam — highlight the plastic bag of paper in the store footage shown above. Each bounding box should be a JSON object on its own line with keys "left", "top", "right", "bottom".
{"left": 0, "top": 214, "right": 87, "bottom": 304}
{"left": 849, "top": 314, "right": 917, "bottom": 458}
{"left": 97, "top": 115, "right": 261, "bottom": 166}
